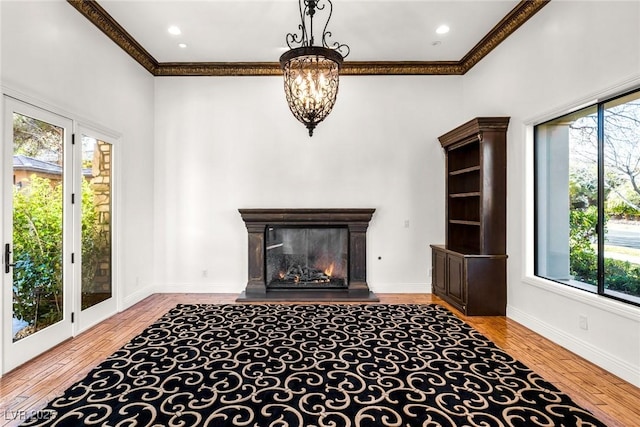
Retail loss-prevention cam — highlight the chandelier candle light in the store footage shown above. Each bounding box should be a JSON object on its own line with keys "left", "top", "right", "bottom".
{"left": 279, "top": 0, "right": 350, "bottom": 137}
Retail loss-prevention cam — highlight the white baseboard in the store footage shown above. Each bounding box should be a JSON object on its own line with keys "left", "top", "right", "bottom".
{"left": 507, "top": 305, "right": 640, "bottom": 388}
{"left": 121, "top": 286, "right": 155, "bottom": 311}
{"left": 369, "top": 282, "right": 431, "bottom": 294}
{"left": 158, "top": 283, "right": 244, "bottom": 294}
{"left": 153, "top": 283, "right": 431, "bottom": 295}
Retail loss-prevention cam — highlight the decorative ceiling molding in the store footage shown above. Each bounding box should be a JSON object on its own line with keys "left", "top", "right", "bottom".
{"left": 343, "top": 61, "right": 465, "bottom": 76}
{"left": 459, "top": 0, "right": 549, "bottom": 72}
{"left": 153, "top": 61, "right": 465, "bottom": 77}
{"left": 67, "top": 0, "right": 158, "bottom": 74}
{"left": 67, "top": 0, "right": 550, "bottom": 77}
{"left": 154, "top": 62, "right": 282, "bottom": 77}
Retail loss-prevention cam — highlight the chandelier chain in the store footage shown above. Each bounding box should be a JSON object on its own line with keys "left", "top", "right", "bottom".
{"left": 285, "top": 0, "right": 349, "bottom": 58}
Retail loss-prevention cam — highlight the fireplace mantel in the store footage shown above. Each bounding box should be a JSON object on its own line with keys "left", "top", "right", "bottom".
{"left": 237, "top": 208, "right": 378, "bottom": 302}
{"left": 239, "top": 208, "right": 376, "bottom": 224}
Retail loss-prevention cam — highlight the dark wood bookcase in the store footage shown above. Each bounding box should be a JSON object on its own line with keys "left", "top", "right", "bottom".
{"left": 431, "top": 117, "right": 509, "bottom": 315}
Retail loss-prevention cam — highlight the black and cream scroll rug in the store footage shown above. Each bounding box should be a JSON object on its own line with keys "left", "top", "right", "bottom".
{"left": 24, "top": 304, "right": 606, "bottom": 426}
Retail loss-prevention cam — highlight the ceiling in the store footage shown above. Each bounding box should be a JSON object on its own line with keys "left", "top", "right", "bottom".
{"left": 67, "top": 0, "right": 549, "bottom": 76}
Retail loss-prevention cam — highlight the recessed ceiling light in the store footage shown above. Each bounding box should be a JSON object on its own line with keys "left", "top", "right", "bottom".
{"left": 436, "top": 25, "right": 450, "bottom": 35}
{"left": 178, "top": 43, "right": 187, "bottom": 49}
{"left": 168, "top": 26, "right": 181, "bottom": 35}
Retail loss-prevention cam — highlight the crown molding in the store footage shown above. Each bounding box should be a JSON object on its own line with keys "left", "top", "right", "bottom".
{"left": 154, "top": 62, "right": 281, "bottom": 77}
{"left": 342, "top": 61, "right": 465, "bottom": 76}
{"left": 459, "top": 0, "right": 550, "bottom": 72}
{"left": 67, "top": 0, "right": 550, "bottom": 77}
{"left": 153, "top": 61, "right": 466, "bottom": 77}
{"left": 67, "top": 0, "right": 158, "bottom": 74}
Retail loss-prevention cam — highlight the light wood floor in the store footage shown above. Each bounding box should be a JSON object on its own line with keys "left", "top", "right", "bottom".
{"left": 1, "top": 293, "right": 638, "bottom": 427}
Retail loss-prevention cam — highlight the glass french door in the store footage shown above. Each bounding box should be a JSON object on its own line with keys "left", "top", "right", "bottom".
{"left": 75, "top": 127, "right": 116, "bottom": 331}
{"left": 3, "top": 97, "right": 74, "bottom": 372}
{"left": 3, "top": 99, "right": 116, "bottom": 372}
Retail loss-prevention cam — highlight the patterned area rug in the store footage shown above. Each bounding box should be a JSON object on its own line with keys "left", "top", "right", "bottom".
{"left": 24, "top": 304, "right": 605, "bottom": 426}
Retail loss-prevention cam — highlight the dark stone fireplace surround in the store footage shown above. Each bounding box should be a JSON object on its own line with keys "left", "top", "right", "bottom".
{"left": 237, "top": 208, "right": 379, "bottom": 302}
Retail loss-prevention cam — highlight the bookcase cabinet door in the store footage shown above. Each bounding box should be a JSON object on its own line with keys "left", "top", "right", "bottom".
{"left": 446, "top": 254, "right": 465, "bottom": 308}
{"left": 432, "top": 249, "right": 447, "bottom": 294}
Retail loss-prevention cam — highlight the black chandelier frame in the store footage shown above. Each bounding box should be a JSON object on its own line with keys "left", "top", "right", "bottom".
{"left": 279, "top": 0, "right": 350, "bottom": 136}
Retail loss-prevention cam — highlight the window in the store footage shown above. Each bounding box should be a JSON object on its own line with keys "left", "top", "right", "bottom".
{"left": 535, "top": 89, "right": 640, "bottom": 306}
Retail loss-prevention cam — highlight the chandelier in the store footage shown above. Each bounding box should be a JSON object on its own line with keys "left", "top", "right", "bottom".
{"left": 279, "top": 0, "right": 350, "bottom": 137}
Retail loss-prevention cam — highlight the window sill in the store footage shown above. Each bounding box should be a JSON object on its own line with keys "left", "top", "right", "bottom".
{"left": 522, "top": 275, "right": 640, "bottom": 321}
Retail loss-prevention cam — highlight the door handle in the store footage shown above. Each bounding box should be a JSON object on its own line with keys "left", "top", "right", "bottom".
{"left": 5, "top": 243, "right": 16, "bottom": 274}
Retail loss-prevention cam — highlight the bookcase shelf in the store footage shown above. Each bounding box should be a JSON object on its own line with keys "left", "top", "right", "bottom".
{"left": 449, "top": 220, "right": 481, "bottom": 226}
{"left": 431, "top": 117, "right": 509, "bottom": 316}
{"left": 449, "top": 192, "right": 481, "bottom": 198}
{"left": 449, "top": 165, "right": 481, "bottom": 176}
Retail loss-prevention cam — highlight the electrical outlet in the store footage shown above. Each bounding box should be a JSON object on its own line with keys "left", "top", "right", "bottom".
{"left": 579, "top": 315, "right": 588, "bottom": 330}
{"left": 202, "top": 269, "right": 208, "bottom": 278}
{"left": 404, "top": 220, "right": 410, "bottom": 228}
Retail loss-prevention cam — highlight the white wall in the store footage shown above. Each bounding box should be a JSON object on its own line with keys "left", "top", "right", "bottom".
{"left": 153, "top": 75, "right": 462, "bottom": 294}
{"left": 1, "top": 1, "right": 156, "bottom": 306}
{"left": 462, "top": 0, "right": 640, "bottom": 386}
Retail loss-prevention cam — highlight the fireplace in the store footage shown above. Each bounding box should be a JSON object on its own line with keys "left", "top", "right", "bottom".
{"left": 237, "top": 209, "right": 378, "bottom": 301}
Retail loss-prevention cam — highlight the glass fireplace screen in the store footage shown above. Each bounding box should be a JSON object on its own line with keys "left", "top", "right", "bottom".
{"left": 266, "top": 227, "right": 348, "bottom": 288}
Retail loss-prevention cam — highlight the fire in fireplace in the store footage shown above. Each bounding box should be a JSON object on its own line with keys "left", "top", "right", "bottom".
{"left": 266, "top": 227, "right": 348, "bottom": 288}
